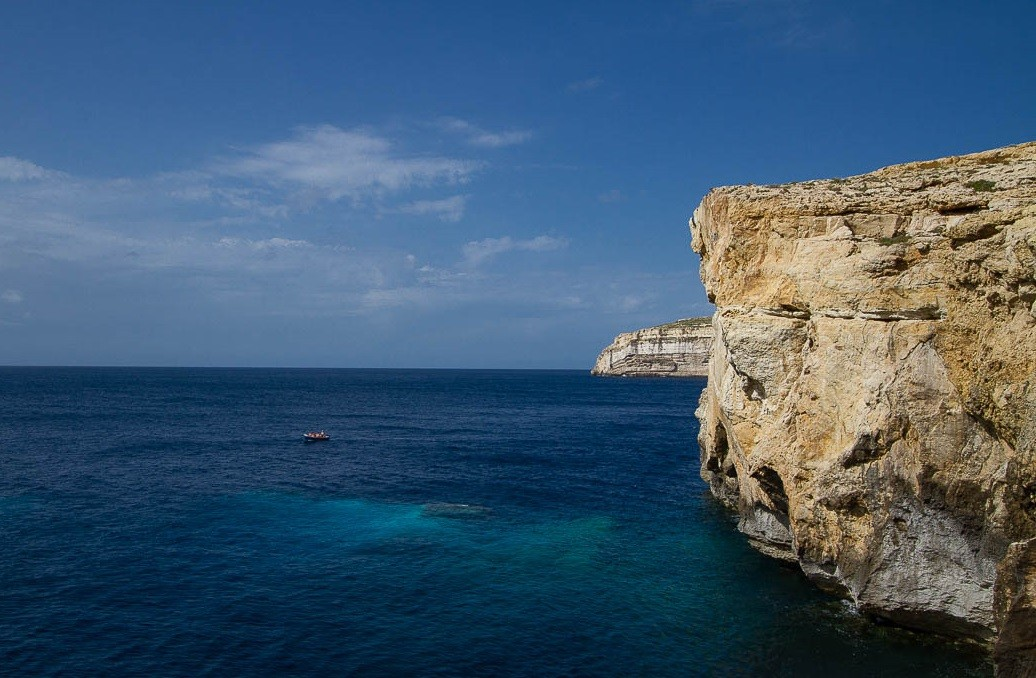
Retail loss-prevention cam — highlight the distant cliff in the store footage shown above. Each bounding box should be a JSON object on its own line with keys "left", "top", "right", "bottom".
{"left": 591, "top": 318, "right": 712, "bottom": 377}
{"left": 690, "top": 142, "right": 1036, "bottom": 674}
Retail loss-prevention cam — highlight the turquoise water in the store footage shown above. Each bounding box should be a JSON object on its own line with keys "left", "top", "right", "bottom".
{"left": 0, "top": 368, "right": 990, "bottom": 675}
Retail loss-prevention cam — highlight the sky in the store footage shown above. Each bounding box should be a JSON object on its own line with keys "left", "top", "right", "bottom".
{"left": 0, "top": 1, "right": 1033, "bottom": 368}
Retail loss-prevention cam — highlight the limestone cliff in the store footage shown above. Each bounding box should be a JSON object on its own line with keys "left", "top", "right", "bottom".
{"left": 592, "top": 318, "right": 712, "bottom": 377}
{"left": 690, "top": 142, "right": 1036, "bottom": 665}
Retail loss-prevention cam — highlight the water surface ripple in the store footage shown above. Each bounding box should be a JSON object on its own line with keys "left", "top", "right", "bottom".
{"left": 0, "top": 368, "right": 990, "bottom": 676}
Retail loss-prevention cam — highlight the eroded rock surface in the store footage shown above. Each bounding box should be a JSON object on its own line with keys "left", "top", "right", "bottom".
{"left": 690, "top": 142, "right": 1036, "bottom": 663}
{"left": 994, "top": 537, "right": 1036, "bottom": 676}
{"left": 592, "top": 318, "right": 712, "bottom": 377}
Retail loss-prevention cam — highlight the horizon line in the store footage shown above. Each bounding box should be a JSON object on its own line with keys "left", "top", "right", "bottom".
{"left": 0, "top": 364, "right": 592, "bottom": 372}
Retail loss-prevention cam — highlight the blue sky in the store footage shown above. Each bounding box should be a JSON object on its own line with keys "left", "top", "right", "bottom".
{"left": 0, "top": 1, "right": 1033, "bottom": 368}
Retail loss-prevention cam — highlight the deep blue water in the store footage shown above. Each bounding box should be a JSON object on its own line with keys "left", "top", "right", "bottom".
{"left": 0, "top": 368, "right": 990, "bottom": 676}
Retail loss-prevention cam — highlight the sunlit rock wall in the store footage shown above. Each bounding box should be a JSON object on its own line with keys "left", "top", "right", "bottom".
{"left": 690, "top": 142, "right": 1036, "bottom": 668}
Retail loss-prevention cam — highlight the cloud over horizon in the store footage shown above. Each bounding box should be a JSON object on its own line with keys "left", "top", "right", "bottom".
{"left": 0, "top": 117, "right": 711, "bottom": 368}
{"left": 394, "top": 195, "right": 468, "bottom": 222}
{"left": 218, "top": 124, "right": 482, "bottom": 204}
{"left": 0, "top": 123, "right": 650, "bottom": 347}
{"left": 461, "top": 235, "right": 567, "bottom": 266}
{"left": 1, "top": 289, "right": 23, "bottom": 303}
{"left": 437, "top": 118, "right": 534, "bottom": 148}
{"left": 0, "top": 157, "right": 56, "bottom": 182}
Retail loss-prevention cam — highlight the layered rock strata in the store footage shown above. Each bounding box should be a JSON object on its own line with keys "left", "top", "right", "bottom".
{"left": 690, "top": 142, "right": 1036, "bottom": 666}
{"left": 592, "top": 318, "right": 712, "bottom": 376}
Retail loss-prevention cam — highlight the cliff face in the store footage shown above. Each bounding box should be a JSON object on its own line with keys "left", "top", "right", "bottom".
{"left": 690, "top": 142, "right": 1036, "bottom": 659}
{"left": 592, "top": 318, "right": 712, "bottom": 377}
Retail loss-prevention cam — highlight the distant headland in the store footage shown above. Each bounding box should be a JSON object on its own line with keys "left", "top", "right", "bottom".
{"left": 591, "top": 317, "right": 712, "bottom": 377}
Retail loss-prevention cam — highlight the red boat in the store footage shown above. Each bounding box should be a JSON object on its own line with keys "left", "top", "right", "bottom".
{"left": 303, "top": 431, "right": 330, "bottom": 442}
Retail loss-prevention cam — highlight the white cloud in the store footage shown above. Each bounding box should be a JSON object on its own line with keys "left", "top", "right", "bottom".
{"left": 0, "top": 125, "right": 607, "bottom": 328}
{"left": 616, "top": 294, "right": 646, "bottom": 312}
{"left": 471, "top": 130, "right": 534, "bottom": 148}
{"left": 462, "top": 235, "right": 567, "bottom": 266}
{"left": 566, "top": 77, "right": 603, "bottom": 93}
{"left": 166, "top": 180, "right": 290, "bottom": 220}
{"left": 395, "top": 195, "right": 468, "bottom": 222}
{"left": 217, "top": 236, "right": 312, "bottom": 251}
{"left": 597, "top": 189, "right": 625, "bottom": 203}
{"left": 437, "top": 118, "right": 533, "bottom": 148}
{"left": 0, "top": 143, "right": 470, "bottom": 321}
{"left": 219, "top": 124, "right": 481, "bottom": 202}
{"left": 0, "top": 157, "right": 54, "bottom": 182}
{"left": 0, "top": 123, "right": 495, "bottom": 232}
{"left": 1, "top": 289, "right": 23, "bottom": 303}
{"left": 361, "top": 286, "right": 433, "bottom": 311}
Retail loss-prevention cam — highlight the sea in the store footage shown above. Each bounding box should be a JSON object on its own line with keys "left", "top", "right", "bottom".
{"left": 0, "top": 368, "right": 992, "bottom": 676}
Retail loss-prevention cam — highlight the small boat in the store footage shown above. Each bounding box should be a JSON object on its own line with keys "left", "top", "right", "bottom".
{"left": 303, "top": 430, "right": 330, "bottom": 442}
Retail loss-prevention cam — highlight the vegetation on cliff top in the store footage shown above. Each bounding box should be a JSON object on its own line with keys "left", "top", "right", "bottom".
{"left": 657, "top": 317, "right": 712, "bottom": 331}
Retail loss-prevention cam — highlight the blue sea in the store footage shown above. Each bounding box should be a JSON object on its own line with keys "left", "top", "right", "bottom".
{"left": 0, "top": 368, "right": 990, "bottom": 676}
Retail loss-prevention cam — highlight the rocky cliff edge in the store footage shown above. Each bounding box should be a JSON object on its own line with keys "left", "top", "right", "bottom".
{"left": 690, "top": 142, "right": 1036, "bottom": 668}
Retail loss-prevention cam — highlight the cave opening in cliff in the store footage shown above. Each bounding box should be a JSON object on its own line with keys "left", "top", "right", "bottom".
{"left": 704, "top": 422, "right": 737, "bottom": 481}
{"left": 752, "top": 466, "right": 790, "bottom": 519}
